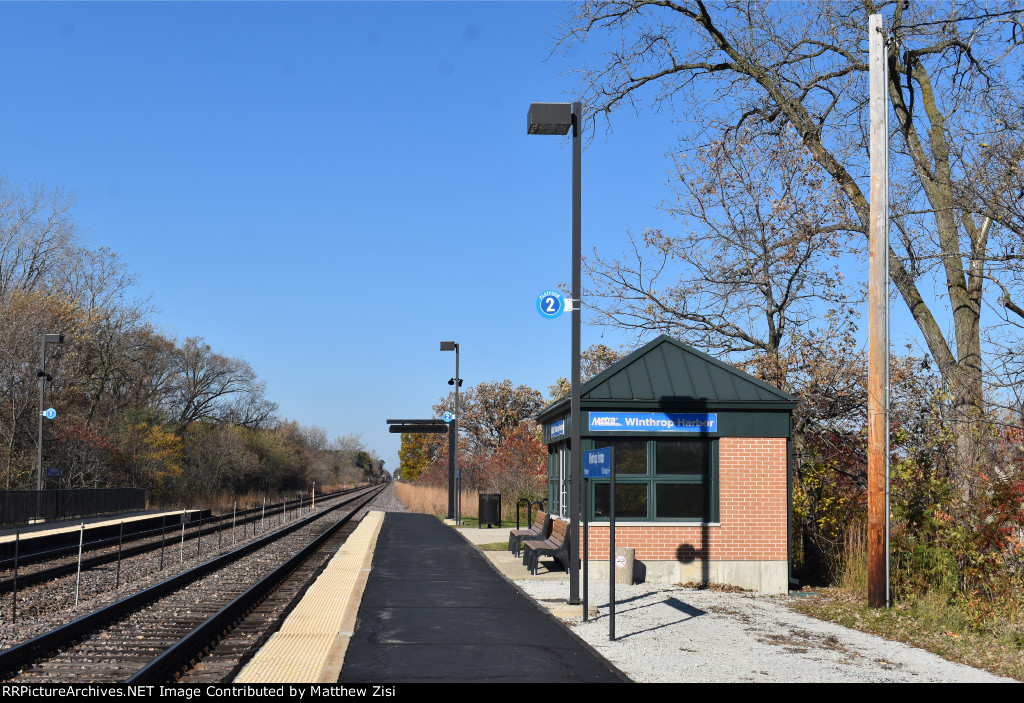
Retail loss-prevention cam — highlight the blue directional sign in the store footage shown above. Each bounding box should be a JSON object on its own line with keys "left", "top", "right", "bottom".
{"left": 583, "top": 447, "right": 613, "bottom": 478}
{"left": 536, "top": 290, "right": 565, "bottom": 319}
{"left": 550, "top": 418, "right": 566, "bottom": 439}
{"left": 43, "top": 408, "right": 57, "bottom": 420}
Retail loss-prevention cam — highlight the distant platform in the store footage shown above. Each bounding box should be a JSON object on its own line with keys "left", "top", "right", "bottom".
{"left": 0, "top": 509, "right": 203, "bottom": 545}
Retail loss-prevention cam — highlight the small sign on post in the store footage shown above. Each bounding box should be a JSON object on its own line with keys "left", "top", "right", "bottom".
{"left": 536, "top": 290, "right": 565, "bottom": 319}
{"left": 583, "top": 447, "right": 612, "bottom": 478}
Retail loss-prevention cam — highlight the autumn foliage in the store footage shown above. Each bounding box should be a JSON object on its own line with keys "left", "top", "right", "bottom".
{"left": 0, "top": 178, "right": 382, "bottom": 507}
{"left": 397, "top": 379, "right": 548, "bottom": 518}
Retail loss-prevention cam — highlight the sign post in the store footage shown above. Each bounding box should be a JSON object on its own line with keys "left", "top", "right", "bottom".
{"left": 610, "top": 448, "right": 616, "bottom": 641}
{"left": 584, "top": 446, "right": 614, "bottom": 638}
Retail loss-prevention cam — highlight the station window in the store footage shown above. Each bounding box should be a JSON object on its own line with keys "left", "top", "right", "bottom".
{"left": 547, "top": 445, "right": 570, "bottom": 519}
{"left": 547, "top": 452, "right": 560, "bottom": 516}
{"left": 588, "top": 438, "right": 717, "bottom": 522}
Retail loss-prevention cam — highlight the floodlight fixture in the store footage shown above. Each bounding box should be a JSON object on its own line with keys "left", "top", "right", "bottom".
{"left": 528, "top": 103, "right": 573, "bottom": 136}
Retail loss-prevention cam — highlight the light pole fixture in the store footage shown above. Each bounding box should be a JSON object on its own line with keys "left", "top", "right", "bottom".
{"left": 528, "top": 100, "right": 583, "bottom": 605}
{"left": 37, "top": 333, "right": 65, "bottom": 493}
{"left": 440, "top": 341, "right": 460, "bottom": 521}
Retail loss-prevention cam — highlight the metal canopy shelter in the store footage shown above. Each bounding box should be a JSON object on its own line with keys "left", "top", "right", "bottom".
{"left": 386, "top": 419, "right": 449, "bottom": 434}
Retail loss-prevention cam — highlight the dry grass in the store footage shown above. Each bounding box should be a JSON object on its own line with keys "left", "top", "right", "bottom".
{"left": 393, "top": 482, "right": 478, "bottom": 518}
{"left": 788, "top": 528, "right": 1024, "bottom": 681}
{"left": 838, "top": 523, "right": 868, "bottom": 593}
{"left": 789, "top": 588, "right": 1024, "bottom": 681}
{"left": 150, "top": 483, "right": 359, "bottom": 513}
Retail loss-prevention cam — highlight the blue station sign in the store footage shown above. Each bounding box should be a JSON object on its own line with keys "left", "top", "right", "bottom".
{"left": 583, "top": 447, "right": 613, "bottom": 478}
{"left": 588, "top": 412, "right": 717, "bottom": 433}
{"left": 550, "top": 418, "right": 566, "bottom": 439}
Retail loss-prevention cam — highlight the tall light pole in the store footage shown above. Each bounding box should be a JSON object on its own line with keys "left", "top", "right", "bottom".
{"left": 37, "top": 333, "right": 64, "bottom": 492}
{"left": 528, "top": 101, "right": 582, "bottom": 605}
{"left": 440, "top": 341, "right": 460, "bottom": 521}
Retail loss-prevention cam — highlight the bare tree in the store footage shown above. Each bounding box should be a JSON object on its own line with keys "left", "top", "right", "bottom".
{"left": 163, "top": 337, "right": 268, "bottom": 431}
{"left": 587, "top": 128, "right": 858, "bottom": 379}
{"left": 558, "top": 0, "right": 1024, "bottom": 485}
{"left": 0, "top": 177, "right": 81, "bottom": 300}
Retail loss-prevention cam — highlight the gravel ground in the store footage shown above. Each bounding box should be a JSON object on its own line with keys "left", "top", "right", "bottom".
{"left": 512, "top": 578, "right": 1016, "bottom": 683}
{"left": 353, "top": 483, "right": 406, "bottom": 517}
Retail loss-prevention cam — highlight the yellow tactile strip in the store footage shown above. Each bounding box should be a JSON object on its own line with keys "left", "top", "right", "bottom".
{"left": 234, "top": 510, "right": 384, "bottom": 683}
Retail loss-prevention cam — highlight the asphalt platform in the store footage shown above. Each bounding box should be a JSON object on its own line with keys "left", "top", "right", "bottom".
{"left": 338, "top": 512, "right": 630, "bottom": 683}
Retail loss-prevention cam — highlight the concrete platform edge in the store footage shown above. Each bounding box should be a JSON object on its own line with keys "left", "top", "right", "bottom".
{"left": 234, "top": 511, "right": 385, "bottom": 683}
{"left": 317, "top": 515, "right": 383, "bottom": 683}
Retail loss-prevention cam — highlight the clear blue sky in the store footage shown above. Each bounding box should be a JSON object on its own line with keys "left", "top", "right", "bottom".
{"left": 1, "top": 1, "right": 695, "bottom": 471}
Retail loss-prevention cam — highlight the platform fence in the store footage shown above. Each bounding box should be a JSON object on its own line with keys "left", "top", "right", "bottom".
{"left": 0, "top": 487, "right": 147, "bottom": 525}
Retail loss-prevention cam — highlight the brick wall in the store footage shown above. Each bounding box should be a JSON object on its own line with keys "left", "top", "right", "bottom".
{"left": 583, "top": 437, "right": 787, "bottom": 562}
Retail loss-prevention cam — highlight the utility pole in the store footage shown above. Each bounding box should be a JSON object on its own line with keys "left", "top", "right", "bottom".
{"left": 868, "top": 13, "right": 891, "bottom": 609}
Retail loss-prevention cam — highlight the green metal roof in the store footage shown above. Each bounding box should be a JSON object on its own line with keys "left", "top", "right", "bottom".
{"left": 538, "top": 335, "right": 797, "bottom": 422}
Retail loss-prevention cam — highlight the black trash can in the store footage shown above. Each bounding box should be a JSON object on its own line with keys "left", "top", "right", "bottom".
{"left": 478, "top": 493, "right": 500, "bottom": 528}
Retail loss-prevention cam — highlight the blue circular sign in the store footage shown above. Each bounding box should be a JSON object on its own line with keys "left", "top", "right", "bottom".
{"left": 442, "top": 412, "right": 454, "bottom": 423}
{"left": 43, "top": 408, "right": 56, "bottom": 420}
{"left": 536, "top": 290, "right": 564, "bottom": 319}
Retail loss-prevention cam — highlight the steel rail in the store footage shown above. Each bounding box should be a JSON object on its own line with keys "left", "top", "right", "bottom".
{"left": 128, "top": 485, "right": 385, "bottom": 683}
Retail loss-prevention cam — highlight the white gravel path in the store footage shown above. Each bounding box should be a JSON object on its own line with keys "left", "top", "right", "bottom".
{"left": 513, "top": 579, "right": 1016, "bottom": 683}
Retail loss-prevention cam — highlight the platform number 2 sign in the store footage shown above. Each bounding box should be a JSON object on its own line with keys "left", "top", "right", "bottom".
{"left": 536, "top": 290, "right": 565, "bottom": 319}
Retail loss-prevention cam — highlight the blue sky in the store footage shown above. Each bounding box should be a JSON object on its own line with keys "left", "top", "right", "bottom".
{"left": 2, "top": 1, "right": 697, "bottom": 471}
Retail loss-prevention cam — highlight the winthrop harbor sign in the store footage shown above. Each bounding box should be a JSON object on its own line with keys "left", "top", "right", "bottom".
{"left": 588, "top": 412, "right": 717, "bottom": 433}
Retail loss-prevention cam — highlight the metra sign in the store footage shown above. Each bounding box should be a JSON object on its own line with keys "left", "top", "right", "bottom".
{"left": 588, "top": 412, "right": 717, "bottom": 433}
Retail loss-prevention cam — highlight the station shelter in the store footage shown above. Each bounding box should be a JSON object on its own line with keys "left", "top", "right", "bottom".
{"left": 537, "top": 335, "right": 797, "bottom": 594}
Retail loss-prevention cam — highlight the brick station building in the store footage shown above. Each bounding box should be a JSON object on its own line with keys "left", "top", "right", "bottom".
{"left": 537, "top": 335, "right": 797, "bottom": 594}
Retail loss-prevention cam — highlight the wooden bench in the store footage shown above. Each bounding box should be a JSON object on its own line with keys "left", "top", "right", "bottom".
{"left": 507, "top": 510, "right": 550, "bottom": 558}
{"left": 522, "top": 518, "right": 570, "bottom": 575}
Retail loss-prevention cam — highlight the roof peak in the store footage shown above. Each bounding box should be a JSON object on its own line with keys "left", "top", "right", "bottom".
{"left": 538, "top": 334, "right": 796, "bottom": 420}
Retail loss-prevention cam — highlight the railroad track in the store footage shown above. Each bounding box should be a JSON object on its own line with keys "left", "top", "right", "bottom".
{"left": 0, "top": 488, "right": 355, "bottom": 593}
{"left": 0, "top": 484, "right": 388, "bottom": 683}
{"left": 0, "top": 489, "right": 362, "bottom": 632}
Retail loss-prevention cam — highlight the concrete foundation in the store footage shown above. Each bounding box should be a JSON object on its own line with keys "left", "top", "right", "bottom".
{"left": 587, "top": 558, "right": 788, "bottom": 594}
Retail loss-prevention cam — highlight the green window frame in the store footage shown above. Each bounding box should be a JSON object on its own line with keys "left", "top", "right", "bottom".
{"left": 547, "top": 451, "right": 560, "bottom": 516}
{"left": 587, "top": 438, "right": 718, "bottom": 522}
